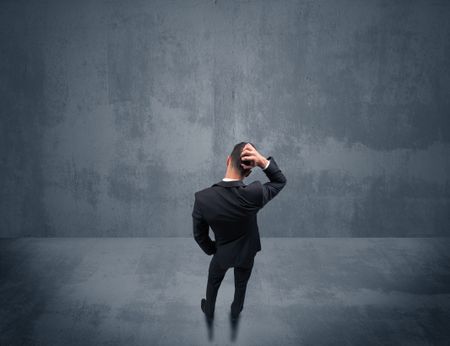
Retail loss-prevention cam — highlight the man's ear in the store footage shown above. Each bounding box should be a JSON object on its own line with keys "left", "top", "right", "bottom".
{"left": 226, "top": 155, "right": 231, "bottom": 167}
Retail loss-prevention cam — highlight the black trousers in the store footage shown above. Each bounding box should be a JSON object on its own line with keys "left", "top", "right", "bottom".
{"left": 205, "top": 254, "right": 254, "bottom": 317}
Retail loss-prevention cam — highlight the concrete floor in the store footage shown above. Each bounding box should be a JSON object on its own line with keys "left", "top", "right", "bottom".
{"left": 0, "top": 238, "right": 449, "bottom": 346}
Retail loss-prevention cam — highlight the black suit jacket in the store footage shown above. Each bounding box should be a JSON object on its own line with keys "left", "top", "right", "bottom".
{"left": 192, "top": 156, "right": 287, "bottom": 268}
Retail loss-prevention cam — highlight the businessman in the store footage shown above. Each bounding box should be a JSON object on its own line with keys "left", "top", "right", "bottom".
{"left": 192, "top": 142, "right": 287, "bottom": 323}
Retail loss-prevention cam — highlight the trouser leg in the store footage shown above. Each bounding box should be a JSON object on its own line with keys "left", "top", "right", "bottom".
{"left": 205, "top": 255, "right": 227, "bottom": 317}
{"left": 231, "top": 257, "right": 254, "bottom": 315}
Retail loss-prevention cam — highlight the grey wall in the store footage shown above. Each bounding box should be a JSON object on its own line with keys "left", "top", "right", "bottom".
{"left": 1, "top": 0, "right": 449, "bottom": 237}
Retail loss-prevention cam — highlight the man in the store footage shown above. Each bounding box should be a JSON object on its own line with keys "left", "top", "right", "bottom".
{"left": 192, "top": 142, "right": 287, "bottom": 322}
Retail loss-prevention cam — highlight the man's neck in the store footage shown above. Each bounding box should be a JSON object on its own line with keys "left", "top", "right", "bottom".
{"left": 223, "top": 170, "right": 243, "bottom": 181}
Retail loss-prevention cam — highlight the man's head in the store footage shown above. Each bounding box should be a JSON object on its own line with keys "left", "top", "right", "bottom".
{"left": 226, "top": 141, "right": 257, "bottom": 179}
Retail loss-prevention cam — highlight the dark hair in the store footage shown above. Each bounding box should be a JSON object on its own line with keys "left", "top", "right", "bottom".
{"left": 229, "top": 141, "right": 257, "bottom": 177}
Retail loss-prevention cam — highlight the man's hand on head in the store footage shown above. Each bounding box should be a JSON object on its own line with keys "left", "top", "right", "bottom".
{"left": 240, "top": 143, "right": 269, "bottom": 170}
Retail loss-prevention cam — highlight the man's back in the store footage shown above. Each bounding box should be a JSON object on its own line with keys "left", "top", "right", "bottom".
{"left": 192, "top": 156, "right": 287, "bottom": 268}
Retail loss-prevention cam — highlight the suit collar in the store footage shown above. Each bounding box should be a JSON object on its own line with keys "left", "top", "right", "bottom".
{"left": 212, "top": 180, "right": 245, "bottom": 188}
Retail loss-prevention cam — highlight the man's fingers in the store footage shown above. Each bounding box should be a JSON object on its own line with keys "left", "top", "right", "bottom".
{"left": 241, "top": 155, "right": 255, "bottom": 161}
{"left": 241, "top": 149, "right": 255, "bottom": 157}
{"left": 241, "top": 144, "right": 260, "bottom": 171}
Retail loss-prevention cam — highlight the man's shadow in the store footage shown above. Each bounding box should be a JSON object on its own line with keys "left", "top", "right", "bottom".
{"left": 202, "top": 310, "right": 242, "bottom": 342}
{"left": 204, "top": 314, "right": 214, "bottom": 340}
{"left": 229, "top": 312, "right": 241, "bottom": 342}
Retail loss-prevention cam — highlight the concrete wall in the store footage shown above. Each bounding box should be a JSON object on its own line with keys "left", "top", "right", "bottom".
{"left": 1, "top": 0, "right": 449, "bottom": 237}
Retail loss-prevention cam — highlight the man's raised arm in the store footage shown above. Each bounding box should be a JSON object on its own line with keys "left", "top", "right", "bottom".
{"left": 240, "top": 143, "right": 287, "bottom": 208}
{"left": 258, "top": 156, "right": 287, "bottom": 207}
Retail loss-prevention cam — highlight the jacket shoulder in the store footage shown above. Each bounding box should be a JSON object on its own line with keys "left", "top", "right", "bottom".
{"left": 194, "top": 186, "right": 212, "bottom": 199}
{"left": 240, "top": 180, "right": 263, "bottom": 206}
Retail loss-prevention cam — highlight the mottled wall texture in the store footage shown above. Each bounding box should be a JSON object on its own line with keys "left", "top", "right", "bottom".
{"left": 1, "top": 0, "right": 449, "bottom": 237}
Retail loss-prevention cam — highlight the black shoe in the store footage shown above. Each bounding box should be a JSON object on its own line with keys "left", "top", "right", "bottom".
{"left": 201, "top": 298, "right": 213, "bottom": 320}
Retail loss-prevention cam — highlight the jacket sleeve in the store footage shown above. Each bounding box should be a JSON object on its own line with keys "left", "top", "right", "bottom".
{"left": 258, "top": 156, "right": 287, "bottom": 207}
{"left": 192, "top": 194, "right": 216, "bottom": 255}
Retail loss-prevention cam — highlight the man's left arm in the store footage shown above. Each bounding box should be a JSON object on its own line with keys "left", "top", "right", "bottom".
{"left": 192, "top": 196, "right": 216, "bottom": 255}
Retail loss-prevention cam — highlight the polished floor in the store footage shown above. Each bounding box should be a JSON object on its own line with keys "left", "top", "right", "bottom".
{"left": 1, "top": 238, "right": 449, "bottom": 345}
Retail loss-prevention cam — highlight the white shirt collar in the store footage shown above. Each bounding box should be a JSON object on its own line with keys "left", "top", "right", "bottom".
{"left": 222, "top": 177, "right": 242, "bottom": 181}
